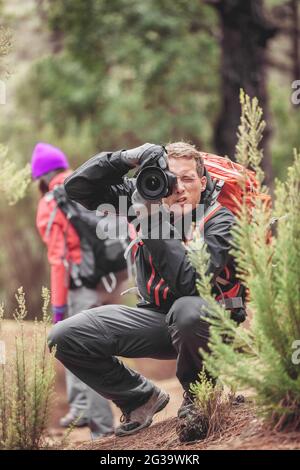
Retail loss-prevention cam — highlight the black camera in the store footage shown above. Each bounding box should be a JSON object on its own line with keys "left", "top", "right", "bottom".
{"left": 136, "top": 155, "right": 177, "bottom": 200}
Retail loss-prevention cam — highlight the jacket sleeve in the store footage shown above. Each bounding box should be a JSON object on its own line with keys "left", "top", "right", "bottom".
{"left": 142, "top": 207, "right": 235, "bottom": 297}
{"left": 36, "top": 200, "right": 69, "bottom": 309}
{"left": 64, "top": 150, "right": 136, "bottom": 212}
{"left": 47, "top": 223, "right": 69, "bottom": 308}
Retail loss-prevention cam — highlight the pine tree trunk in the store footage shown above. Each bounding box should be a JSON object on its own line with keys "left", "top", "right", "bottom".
{"left": 209, "top": 0, "right": 277, "bottom": 186}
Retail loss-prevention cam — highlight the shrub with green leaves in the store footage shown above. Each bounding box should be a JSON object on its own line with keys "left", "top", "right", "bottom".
{"left": 0, "top": 25, "right": 30, "bottom": 205}
{"left": 0, "top": 145, "right": 30, "bottom": 205}
{"left": 188, "top": 92, "right": 300, "bottom": 432}
{"left": 176, "top": 369, "right": 241, "bottom": 443}
{"left": 0, "top": 287, "right": 56, "bottom": 449}
{"left": 0, "top": 25, "right": 11, "bottom": 78}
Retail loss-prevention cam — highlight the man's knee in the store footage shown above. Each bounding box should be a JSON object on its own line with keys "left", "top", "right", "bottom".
{"left": 47, "top": 320, "right": 70, "bottom": 353}
{"left": 167, "top": 296, "right": 210, "bottom": 333}
{"left": 48, "top": 307, "right": 115, "bottom": 358}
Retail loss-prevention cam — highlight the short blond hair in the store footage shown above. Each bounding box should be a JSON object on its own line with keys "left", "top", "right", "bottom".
{"left": 165, "top": 142, "right": 204, "bottom": 177}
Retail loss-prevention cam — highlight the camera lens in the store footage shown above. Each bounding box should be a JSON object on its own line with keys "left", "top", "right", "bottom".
{"left": 136, "top": 165, "right": 177, "bottom": 200}
{"left": 136, "top": 166, "right": 167, "bottom": 200}
{"left": 145, "top": 175, "right": 162, "bottom": 192}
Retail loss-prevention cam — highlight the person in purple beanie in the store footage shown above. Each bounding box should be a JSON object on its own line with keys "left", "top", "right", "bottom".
{"left": 31, "top": 142, "right": 114, "bottom": 439}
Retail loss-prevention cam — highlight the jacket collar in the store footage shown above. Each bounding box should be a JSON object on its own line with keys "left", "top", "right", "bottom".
{"left": 48, "top": 170, "right": 73, "bottom": 191}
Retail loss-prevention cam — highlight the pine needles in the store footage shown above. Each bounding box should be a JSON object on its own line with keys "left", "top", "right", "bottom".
{"left": 235, "top": 89, "right": 266, "bottom": 184}
{"left": 188, "top": 91, "right": 300, "bottom": 432}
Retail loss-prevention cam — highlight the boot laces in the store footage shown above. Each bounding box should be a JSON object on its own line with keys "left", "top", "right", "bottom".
{"left": 120, "top": 412, "right": 130, "bottom": 424}
{"left": 182, "top": 390, "right": 194, "bottom": 406}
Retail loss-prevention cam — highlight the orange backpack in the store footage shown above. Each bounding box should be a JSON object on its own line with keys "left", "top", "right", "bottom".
{"left": 201, "top": 152, "right": 271, "bottom": 215}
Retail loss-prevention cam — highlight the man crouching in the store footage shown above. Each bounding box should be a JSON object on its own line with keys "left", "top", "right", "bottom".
{"left": 48, "top": 142, "right": 242, "bottom": 437}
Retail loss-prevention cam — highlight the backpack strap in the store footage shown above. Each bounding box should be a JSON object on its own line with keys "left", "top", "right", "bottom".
{"left": 218, "top": 296, "right": 244, "bottom": 310}
{"left": 100, "top": 272, "right": 117, "bottom": 293}
{"left": 44, "top": 191, "right": 58, "bottom": 240}
{"left": 196, "top": 178, "right": 224, "bottom": 233}
{"left": 197, "top": 200, "right": 223, "bottom": 232}
{"left": 44, "top": 189, "right": 74, "bottom": 287}
{"left": 45, "top": 185, "right": 73, "bottom": 239}
{"left": 210, "top": 179, "right": 224, "bottom": 203}
{"left": 124, "top": 234, "right": 143, "bottom": 259}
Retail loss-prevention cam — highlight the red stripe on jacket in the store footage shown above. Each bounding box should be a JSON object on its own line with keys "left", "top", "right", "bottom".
{"left": 154, "top": 278, "right": 165, "bottom": 307}
{"left": 147, "top": 255, "right": 156, "bottom": 295}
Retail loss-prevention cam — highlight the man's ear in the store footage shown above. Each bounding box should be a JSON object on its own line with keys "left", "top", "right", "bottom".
{"left": 200, "top": 175, "right": 207, "bottom": 192}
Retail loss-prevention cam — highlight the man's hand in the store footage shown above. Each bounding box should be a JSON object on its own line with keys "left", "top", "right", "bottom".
{"left": 121, "top": 143, "right": 167, "bottom": 169}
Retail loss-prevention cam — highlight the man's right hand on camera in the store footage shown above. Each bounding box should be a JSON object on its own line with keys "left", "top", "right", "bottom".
{"left": 121, "top": 143, "right": 167, "bottom": 169}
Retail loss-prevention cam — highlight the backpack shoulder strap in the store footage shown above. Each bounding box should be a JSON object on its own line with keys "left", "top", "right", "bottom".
{"left": 198, "top": 200, "right": 223, "bottom": 232}
{"left": 197, "top": 177, "right": 224, "bottom": 232}
{"left": 210, "top": 179, "right": 224, "bottom": 203}
{"left": 44, "top": 184, "right": 74, "bottom": 239}
{"left": 44, "top": 191, "right": 59, "bottom": 240}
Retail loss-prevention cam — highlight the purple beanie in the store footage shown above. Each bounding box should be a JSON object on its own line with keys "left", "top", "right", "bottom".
{"left": 31, "top": 142, "right": 69, "bottom": 179}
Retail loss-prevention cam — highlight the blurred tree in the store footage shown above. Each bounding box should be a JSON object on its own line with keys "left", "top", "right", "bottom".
{"left": 207, "top": 0, "right": 300, "bottom": 185}
{"left": 206, "top": 0, "right": 278, "bottom": 186}
{"left": 263, "top": 0, "right": 300, "bottom": 180}
{"left": 0, "top": 0, "right": 297, "bottom": 318}
{"left": 291, "top": 0, "right": 300, "bottom": 81}
{"left": 0, "top": 23, "right": 30, "bottom": 204}
{"left": 0, "top": 24, "right": 10, "bottom": 78}
{"left": 32, "top": 0, "right": 220, "bottom": 149}
{"left": 0, "top": 9, "right": 34, "bottom": 316}
{"left": 269, "top": 0, "right": 300, "bottom": 82}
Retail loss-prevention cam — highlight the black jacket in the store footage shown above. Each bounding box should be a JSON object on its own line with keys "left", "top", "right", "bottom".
{"left": 65, "top": 150, "right": 240, "bottom": 313}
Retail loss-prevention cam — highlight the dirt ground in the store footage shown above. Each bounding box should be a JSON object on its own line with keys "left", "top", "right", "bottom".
{"left": 2, "top": 320, "right": 300, "bottom": 450}
{"left": 71, "top": 411, "right": 300, "bottom": 451}
{"left": 51, "top": 359, "right": 300, "bottom": 451}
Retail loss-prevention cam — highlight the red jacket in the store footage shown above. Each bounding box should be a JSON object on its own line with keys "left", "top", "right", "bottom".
{"left": 36, "top": 170, "right": 81, "bottom": 308}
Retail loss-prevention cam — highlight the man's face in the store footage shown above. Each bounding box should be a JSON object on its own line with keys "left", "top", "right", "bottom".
{"left": 162, "top": 157, "right": 207, "bottom": 216}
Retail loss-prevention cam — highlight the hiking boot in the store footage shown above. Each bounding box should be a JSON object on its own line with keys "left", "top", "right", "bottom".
{"left": 177, "top": 390, "right": 195, "bottom": 419}
{"left": 115, "top": 387, "right": 170, "bottom": 437}
{"left": 59, "top": 411, "right": 88, "bottom": 428}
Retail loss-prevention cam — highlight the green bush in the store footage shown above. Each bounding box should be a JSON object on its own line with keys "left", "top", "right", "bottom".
{"left": 188, "top": 92, "right": 300, "bottom": 432}
{"left": 0, "top": 287, "right": 56, "bottom": 449}
{"left": 0, "top": 145, "right": 30, "bottom": 205}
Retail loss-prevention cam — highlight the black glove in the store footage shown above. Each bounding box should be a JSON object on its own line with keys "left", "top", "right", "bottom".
{"left": 120, "top": 143, "right": 167, "bottom": 169}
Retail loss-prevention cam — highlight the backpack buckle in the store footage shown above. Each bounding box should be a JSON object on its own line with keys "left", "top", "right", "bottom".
{"left": 101, "top": 272, "right": 117, "bottom": 293}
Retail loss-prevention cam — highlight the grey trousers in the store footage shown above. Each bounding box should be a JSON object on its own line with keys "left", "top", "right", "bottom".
{"left": 66, "top": 286, "right": 114, "bottom": 436}
{"left": 49, "top": 296, "right": 211, "bottom": 414}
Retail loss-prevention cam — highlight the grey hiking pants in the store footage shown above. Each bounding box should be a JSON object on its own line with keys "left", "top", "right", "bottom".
{"left": 66, "top": 286, "right": 114, "bottom": 437}
{"left": 48, "top": 296, "right": 211, "bottom": 414}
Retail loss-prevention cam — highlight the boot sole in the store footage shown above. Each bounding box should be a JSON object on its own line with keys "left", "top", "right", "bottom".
{"left": 115, "top": 391, "right": 170, "bottom": 437}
